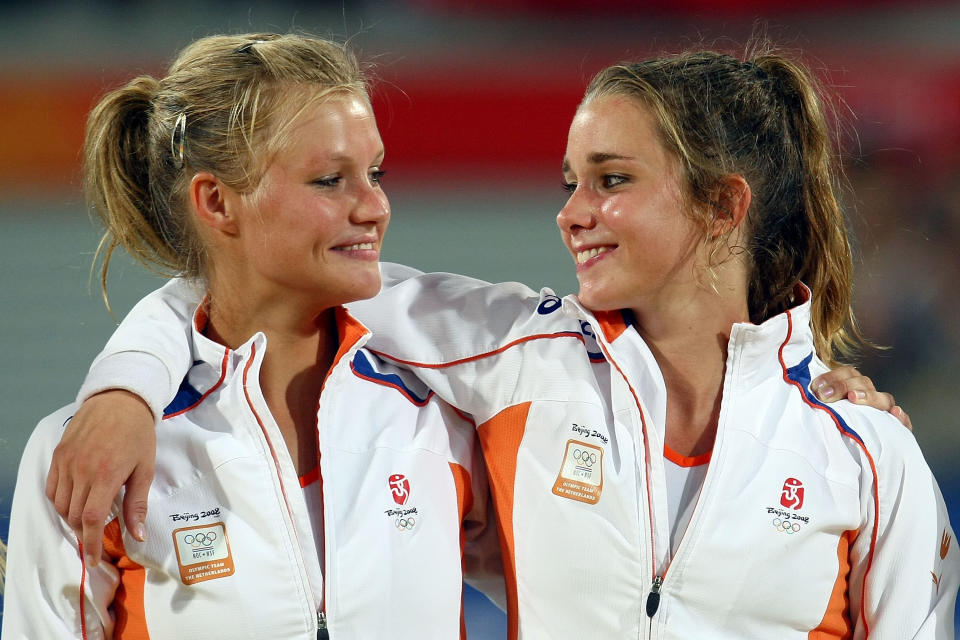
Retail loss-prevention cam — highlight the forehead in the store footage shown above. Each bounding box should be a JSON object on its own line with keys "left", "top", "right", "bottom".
{"left": 568, "top": 95, "right": 660, "bottom": 150}
{"left": 270, "top": 92, "right": 381, "bottom": 164}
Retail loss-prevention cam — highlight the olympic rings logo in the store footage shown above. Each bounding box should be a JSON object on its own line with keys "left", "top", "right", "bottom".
{"left": 573, "top": 449, "right": 597, "bottom": 467}
{"left": 772, "top": 518, "right": 801, "bottom": 534}
{"left": 183, "top": 531, "right": 218, "bottom": 547}
{"left": 395, "top": 517, "right": 416, "bottom": 531}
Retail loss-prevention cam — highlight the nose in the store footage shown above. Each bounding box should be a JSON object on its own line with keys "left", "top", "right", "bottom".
{"left": 556, "top": 186, "right": 597, "bottom": 235}
{"left": 352, "top": 181, "right": 391, "bottom": 226}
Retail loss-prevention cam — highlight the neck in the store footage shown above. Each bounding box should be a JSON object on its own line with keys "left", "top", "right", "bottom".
{"left": 205, "top": 277, "right": 341, "bottom": 476}
{"left": 632, "top": 277, "right": 749, "bottom": 458}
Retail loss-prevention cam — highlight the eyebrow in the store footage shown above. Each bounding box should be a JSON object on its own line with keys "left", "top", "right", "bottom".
{"left": 562, "top": 152, "right": 635, "bottom": 173}
{"left": 326, "top": 147, "right": 386, "bottom": 164}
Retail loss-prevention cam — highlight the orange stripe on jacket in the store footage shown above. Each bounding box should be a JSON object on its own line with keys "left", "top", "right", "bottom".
{"left": 809, "top": 529, "right": 857, "bottom": 639}
{"left": 102, "top": 518, "right": 150, "bottom": 639}
{"left": 477, "top": 402, "right": 530, "bottom": 640}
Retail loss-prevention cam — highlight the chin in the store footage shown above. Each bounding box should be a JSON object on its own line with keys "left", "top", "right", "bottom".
{"left": 350, "top": 273, "right": 383, "bottom": 301}
{"left": 576, "top": 283, "right": 621, "bottom": 312}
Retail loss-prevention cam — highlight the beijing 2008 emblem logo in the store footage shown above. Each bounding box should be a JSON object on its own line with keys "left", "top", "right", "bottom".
{"left": 780, "top": 477, "right": 804, "bottom": 510}
{"left": 389, "top": 473, "right": 411, "bottom": 505}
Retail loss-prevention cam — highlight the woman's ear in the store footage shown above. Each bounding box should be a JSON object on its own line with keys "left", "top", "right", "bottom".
{"left": 190, "top": 172, "right": 239, "bottom": 236}
{"left": 710, "top": 175, "right": 751, "bottom": 238}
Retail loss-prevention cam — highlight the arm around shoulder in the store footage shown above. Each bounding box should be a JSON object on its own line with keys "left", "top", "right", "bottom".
{"left": 77, "top": 277, "right": 204, "bottom": 416}
{"left": 47, "top": 277, "right": 200, "bottom": 573}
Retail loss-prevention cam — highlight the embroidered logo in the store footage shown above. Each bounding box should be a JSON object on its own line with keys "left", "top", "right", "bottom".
{"left": 780, "top": 477, "right": 804, "bottom": 510}
{"left": 932, "top": 529, "right": 952, "bottom": 592}
{"left": 552, "top": 439, "right": 603, "bottom": 504}
{"left": 173, "top": 522, "right": 235, "bottom": 585}
{"left": 389, "top": 474, "right": 411, "bottom": 505}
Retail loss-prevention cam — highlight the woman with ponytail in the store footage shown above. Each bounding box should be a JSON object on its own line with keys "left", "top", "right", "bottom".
{"left": 2, "top": 32, "right": 496, "bottom": 639}
{"left": 40, "top": 39, "right": 953, "bottom": 637}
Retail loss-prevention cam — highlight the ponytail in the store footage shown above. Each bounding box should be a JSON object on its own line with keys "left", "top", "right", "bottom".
{"left": 752, "top": 54, "right": 862, "bottom": 364}
{"left": 83, "top": 75, "right": 195, "bottom": 310}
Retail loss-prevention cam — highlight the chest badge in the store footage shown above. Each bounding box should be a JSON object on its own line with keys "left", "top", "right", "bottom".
{"left": 388, "top": 473, "right": 411, "bottom": 505}
{"left": 552, "top": 439, "right": 603, "bottom": 504}
{"left": 173, "top": 522, "right": 235, "bottom": 585}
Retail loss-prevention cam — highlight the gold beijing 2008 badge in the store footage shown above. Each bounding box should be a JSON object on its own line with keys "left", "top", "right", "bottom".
{"left": 552, "top": 439, "right": 603, "bottom": 504}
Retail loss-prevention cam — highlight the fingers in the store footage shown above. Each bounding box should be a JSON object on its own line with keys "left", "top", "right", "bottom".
{"left": 45, "top": 458, "right": 60, "bottom": 504}
{"left": 44, "top": 389, "right": 159, "bottom": 565}
{"left": 123, "top": 463, "right": 154, "bottom": 542}
{"left": 845, "top": 389, "right": 895, "bottom": 412}
{"left": 69, "top": 461, "right": 123, "bottom": 567}
{"left": 812, "top": 367, "right": 911, "bottom": 428}
{"left": 891, "top": 405, "right": 913, "bottom": 431}
{"left": 80, "top": 496, "right": 109, "bottom": 567}
{"left": 48, "top": 458, "right": 74, "bottom": 522}
{"left": 812, "top": 366, "right": 875, "bottom": 404}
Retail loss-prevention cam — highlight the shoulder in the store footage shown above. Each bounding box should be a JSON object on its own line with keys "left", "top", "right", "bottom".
{"left": 351, "top": 263, "right": 576, "bottom": 365}
{"left": 13, "top": 404, "right": 77, "bottom": 497}
{"left": 369, "top": 263, "right": 545, "bottom": 316}
{"left": 23, "top": 404, "right": 78, "bottom": 461}
{"left": 827, "top": 401, "right": 926, "bottom": 468}
{"left": 825, "top": 400, "right": 938, "bottom": 511}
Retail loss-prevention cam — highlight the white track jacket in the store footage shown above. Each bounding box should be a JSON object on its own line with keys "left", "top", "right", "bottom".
{"left": 3, "top": 301, "right": 493, "bottom": 639}
{"left": 34, "top": 264, "right": 960, "bottom": 638}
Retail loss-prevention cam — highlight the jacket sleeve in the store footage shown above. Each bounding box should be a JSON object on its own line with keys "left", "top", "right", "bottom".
{"left": 845, "top": 411, "right": 959, "bottom": 638}
{"left": 349, "top": 264, "right": 562, "bottom": 421}
{"left": 2, "top": 409, "right": 122, "bottom": 639}
{"left": 76, "top": 277, "right": 203, "bottom": 421}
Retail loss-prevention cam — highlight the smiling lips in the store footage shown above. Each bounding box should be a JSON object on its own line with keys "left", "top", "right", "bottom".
{"left": 336, "top": 242, "right": 375, "bottom": 252}
{"left": 332, "top": 241, "right": 379, "bottom": 260}
{"left": 575, "top": 245, "right": 615, "bottom": 266}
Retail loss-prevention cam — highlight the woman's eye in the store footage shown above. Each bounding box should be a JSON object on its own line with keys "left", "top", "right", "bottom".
{"left": 370, "top": 169, "right": 386, "bottom": 185}
{"left": 562, "top": 181, "right": 577, "bottom": 194}
{"left": 602, "top": 174, "right": 628, "bottom": 188}
{"left": 313, "top": 176, "right": 341, "bottom": 188}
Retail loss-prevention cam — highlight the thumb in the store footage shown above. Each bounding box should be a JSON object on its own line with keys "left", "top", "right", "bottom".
{"left": 123, "top": 462, "right": 154, "bottom": 542}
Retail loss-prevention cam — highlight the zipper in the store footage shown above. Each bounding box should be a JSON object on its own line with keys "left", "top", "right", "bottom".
{"left": 241, "top": 343, "right": 321, "bottom": 638}
{"left": 595, "top": 337, "right": 663, "bottom": 628}
{"left": 646, "top": 575, "right": 663, "bottom": 617}
{"left": 317, "top": 611, "right": 329, "bottom": 639}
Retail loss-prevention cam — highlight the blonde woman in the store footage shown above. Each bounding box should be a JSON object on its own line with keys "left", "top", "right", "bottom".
{"left": 2, "top": 33, "right": 494, "bottom": 639}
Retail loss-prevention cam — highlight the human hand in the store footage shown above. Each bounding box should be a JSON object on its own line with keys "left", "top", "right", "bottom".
{"left": 811, "top": 366, "right": 912, "bottom": 430}
{"left": 45, "top": 389, "right": 157, "bottom": 566}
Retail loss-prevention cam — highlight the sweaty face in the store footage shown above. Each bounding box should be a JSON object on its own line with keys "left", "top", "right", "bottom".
{"left": 233, "top": 93, "right": 389, "bottom": 310}
{"left": 557, "top": 95, "right": 702, "bottom": 314}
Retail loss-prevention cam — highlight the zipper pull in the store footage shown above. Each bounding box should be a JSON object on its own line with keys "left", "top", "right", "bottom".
{"left": 646, "top": 575, "right": 663, "bottom": 618}
{"left": 317, "top": 611, "right": 329, "bottom": 640}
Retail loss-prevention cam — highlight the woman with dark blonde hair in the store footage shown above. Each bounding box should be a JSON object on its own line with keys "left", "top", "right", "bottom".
{"left": 40, "top": 40, "right": 953, "bottom": 637}
{"left": 2, "top": 33, "right": 494, "bottom": 639}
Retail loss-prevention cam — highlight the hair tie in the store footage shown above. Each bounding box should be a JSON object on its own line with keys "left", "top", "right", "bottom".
{"left": 171, "top": 112, "right": 187, "bottom": 168}
{"left": 234, "top": 40, "right": 267, "bottom": 54}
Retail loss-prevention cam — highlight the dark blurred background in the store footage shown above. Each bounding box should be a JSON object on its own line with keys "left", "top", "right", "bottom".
{"left": 1, "top": 0, "right": 958, "bottom": 634}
